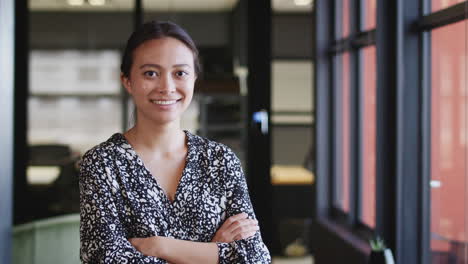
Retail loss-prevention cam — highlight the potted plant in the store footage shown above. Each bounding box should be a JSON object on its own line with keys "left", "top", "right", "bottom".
{"left": 368, "top": 237, "right": 395, "bottom": 264}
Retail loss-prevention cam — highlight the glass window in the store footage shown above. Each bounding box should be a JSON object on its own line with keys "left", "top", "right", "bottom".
{"left": 342, "top": 0, "right": 350, "bottom": 38}
{"left": 364, "top": 0, "right": 376, "bottom": 31}
{"left": 430, "top": 20, "right": 468, "bottom": 262}
{"left": 361, "top": 46, "right": 376, "bottom": 228}
{"left": 334, "top": 52, "right": 351, "bottom": 213}
{"left": 432, "top": 0, "right": 466, "bottom": 12}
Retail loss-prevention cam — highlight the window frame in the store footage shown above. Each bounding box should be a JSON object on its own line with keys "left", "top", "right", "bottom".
{"left": 315, "top": 0, "right": 468, "bottom": 263}
{"left": 329, "top": 0, "right": 377, "bottom": 236}
{"left": 419, "top": 1, "right": 468, "bottom": 263}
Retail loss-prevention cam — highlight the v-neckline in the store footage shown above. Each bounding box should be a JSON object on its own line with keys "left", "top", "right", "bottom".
{"left": 118, "top": 130, "right": 192, "bottom": 206}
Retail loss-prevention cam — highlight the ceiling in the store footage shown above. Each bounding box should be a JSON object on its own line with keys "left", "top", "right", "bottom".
{"left": 29, "top": 0, "right": 313, "bottom": 12}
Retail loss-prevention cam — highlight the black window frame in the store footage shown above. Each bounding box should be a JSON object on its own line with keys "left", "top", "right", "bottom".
{"left": 314, "top": 0, "right": 468, "bottom": 263}
{"left": 328, "top": 0, "right": 377, "bottom": 237}
{"left": 418, "top": 1, "right": 468, "bottom": 263}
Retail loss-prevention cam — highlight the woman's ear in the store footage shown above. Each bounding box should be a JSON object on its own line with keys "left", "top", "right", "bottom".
{"left": 121, "top": 73, "right": 132, "bottom": 94}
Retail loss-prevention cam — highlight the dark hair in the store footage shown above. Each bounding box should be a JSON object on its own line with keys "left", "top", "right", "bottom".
{"left": 120, "top": 21, "right": 201, "bottom": 78}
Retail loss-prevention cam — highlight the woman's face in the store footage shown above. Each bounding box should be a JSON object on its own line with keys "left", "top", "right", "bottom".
{"left": 122, "top": 37, "right": 197, "bottom": 126}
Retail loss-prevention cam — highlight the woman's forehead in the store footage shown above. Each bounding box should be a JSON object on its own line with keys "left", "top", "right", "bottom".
{"left": 133, "top": 37, "right": 195, "bottom": 65}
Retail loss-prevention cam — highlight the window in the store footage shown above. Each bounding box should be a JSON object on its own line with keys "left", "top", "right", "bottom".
{"left": 315, "top": 0, "right": 468, "bottom": 263}
{"left": 430, "top": 19, "right": 468, "bottom": 262}
{"left": 432, "top": 0, "right": 466, "bottom": 12}
{"left": 342, "top": 0, "right": 350, "bottom": 38}
{"left": 364, "top": 0, "right": 376, "bottom": 31}
{"left": 359, "top": 0, "right": 377, "bottom": 229}
{"left": 361, "top": 45, "right": 376, "bottom": 228}
{"left": 330, "top": 0, "right": 377, "bottom": 227}
{"left": 334, "top": 52, "right": 351, "bottom": 213}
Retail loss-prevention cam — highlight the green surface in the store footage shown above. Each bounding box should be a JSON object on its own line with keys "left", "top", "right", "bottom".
{"left": 13, "top": 214, "right": 80, "bottom": 264}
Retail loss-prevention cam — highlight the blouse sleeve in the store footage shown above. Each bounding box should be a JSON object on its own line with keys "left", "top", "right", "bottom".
{"left": 216, "top": 149, "right": 272, "bottom": 264}
{"left": 79, "top": 149, "right": 166, "bottom": 264}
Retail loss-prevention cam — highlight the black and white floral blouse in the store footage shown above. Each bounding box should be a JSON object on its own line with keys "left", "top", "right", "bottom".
{"left": 79, "top": 131, "right": 271, "bottom": 263}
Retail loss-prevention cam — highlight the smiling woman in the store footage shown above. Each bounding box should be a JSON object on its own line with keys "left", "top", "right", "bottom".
{"left": 78, "top": 21, "right": 271, "bottom": 264}
{"left": 121, "top": 37, "right": 196, "bottom": 125}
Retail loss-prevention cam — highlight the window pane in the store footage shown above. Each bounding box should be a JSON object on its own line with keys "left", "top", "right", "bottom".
{"left": 342, "top": 0, "right": 350, "bottom": 38}
{"left": 430, "top": 20, "right": 468, "bottom": 262}
{"left": 432, "top": 0, "right": 465, "bottom": 12}
{"left": 334, "top": 52, "right": 351, "bottom": 212}
{"left": 363, "top": 0, "right": 376, "bottom": 31}
{"left": 361, "top": 46, "right": 376, "bottom": 228}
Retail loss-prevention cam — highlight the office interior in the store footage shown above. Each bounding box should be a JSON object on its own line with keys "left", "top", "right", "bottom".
{"left": 0, "top": 0, "right": 467, "bottom": 263}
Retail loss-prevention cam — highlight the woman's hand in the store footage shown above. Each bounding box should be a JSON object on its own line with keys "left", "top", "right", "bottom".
{"left": 211, "top": 212, "right": 259, "bottom": 243}
{"left": 128, "top": 236, "right": 162, "bottom": 258}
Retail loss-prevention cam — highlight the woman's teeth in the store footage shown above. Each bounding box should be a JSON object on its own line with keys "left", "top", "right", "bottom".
{"left": 151, "top": 100, "right": 177, "bottom": 105}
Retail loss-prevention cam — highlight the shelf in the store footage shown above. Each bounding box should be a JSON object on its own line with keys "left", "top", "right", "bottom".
{"left": 197, "top": 93, "right": 246, "bottom": 158}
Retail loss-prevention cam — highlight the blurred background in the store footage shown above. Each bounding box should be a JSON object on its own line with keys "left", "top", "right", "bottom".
{"left": 10, "top": 0, "right": 315, "bottom": 263}
{"left": 2, "top": 0, "right": 468, "bottom": 263}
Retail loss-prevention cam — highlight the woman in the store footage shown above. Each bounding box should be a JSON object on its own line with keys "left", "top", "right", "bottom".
{"left": 79, "top": 21, "right": 271, "bottom": 263}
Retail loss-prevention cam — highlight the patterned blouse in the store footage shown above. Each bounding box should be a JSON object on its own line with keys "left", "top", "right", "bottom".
{"left": 79, "top": 131, "right": 271, "bottom": 263}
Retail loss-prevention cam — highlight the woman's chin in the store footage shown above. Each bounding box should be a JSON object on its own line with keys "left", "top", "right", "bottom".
{"left": 147, "top": 114, "right": 181, "bottom": 126}
{"left": 137, "top": 106, "right": 188, "bottom": 126}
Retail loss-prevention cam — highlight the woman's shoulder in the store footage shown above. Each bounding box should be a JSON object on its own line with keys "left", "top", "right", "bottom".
{"left": 81, "top": 133, "right": 130, "bottom": 163}
{"left": 186, "top": 131, "right": 236, "bottom": 157}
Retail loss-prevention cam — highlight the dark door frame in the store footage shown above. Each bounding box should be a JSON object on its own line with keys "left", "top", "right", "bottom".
{"left": 245, "top": 0, "right": 276, "bottom": 254}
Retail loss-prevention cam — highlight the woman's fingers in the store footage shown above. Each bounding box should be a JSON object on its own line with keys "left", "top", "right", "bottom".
{"left": 233, "top": 231, "right": 257, "bottom": 241}
{"left": 224, "top": 213, "right": 248, "bottom": 227}
{"left": 232, "top": 222, "right": 259, "bottom": 240}
{"left": 226, "top": 218, "right": 257, "bottom": 234}
{"left": 221, "top": 213, "right": 249, "bottom": 234}
{"left": 211, "top": 213, "right": 259, "bottom": 243}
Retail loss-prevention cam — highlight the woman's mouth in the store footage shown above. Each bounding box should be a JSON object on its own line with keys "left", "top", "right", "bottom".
{"left": 150, "top": 99, "right": 179, "bottom": 105}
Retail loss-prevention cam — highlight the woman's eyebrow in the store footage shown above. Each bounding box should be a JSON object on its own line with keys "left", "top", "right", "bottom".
{"left": 139, "top": 63, "right": 191, "bottom": 69}
{"left": 139, "top": 63, "right": 162, "bottom": 69}
{"left": 173, "top": 64, "right": 191, "bottom": 68}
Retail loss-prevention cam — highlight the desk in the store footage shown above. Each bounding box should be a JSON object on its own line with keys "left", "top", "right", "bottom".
{"left": 270, "top": 165, "right": 315, "bottom": 255}
{"left": 271, "top": 165, "right": 315, "bottom": 219}
{"left": 271, "top": 165, "right": 315, "bottom": 185}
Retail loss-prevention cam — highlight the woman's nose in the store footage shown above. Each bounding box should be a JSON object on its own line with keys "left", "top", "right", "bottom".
{"left": 157, "top": 74, "right": 176, "bottom": 94}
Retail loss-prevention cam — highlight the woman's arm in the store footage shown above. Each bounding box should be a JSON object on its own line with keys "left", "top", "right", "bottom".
{"left": 126, "top": 147, "right": 270, "bottom": 264}
{"left": 215, "top": 148, "right": 272, "bottom": 264}
{"left": 130, "top": 236, "right": 218, "bottom": 264}
{"left": 128, "top": 212, "right": 258, "bottom": 263}
{"left": 79, "top": 149, "right": 166, "bottom": 264}
{"left": 211, "top": 212, "right": 259, "bottom": 242}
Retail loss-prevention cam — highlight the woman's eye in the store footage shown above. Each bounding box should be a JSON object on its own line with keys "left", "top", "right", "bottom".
{"left": 175, "top": 71, "right": 188, "bottom": 77}
{"left": 144, "top": 71, "right": 158, "bottom": 77}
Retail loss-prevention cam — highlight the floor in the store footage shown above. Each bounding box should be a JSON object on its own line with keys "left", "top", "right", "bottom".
{"left": 272, "top": 255, "right": 314, "bottom": 264}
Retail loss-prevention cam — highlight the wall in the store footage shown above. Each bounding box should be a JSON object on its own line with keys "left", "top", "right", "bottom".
{"left": 29, "top": 11, "right": 230, "bottom": 49}
{"left": 30, "top": 12, "right": 313, "bottom": 56}
{"left": 273, "top": 14, "right": 314, "bottom": 59}
{"left": 0, "top": 0, "right": 14, "bottom": 262}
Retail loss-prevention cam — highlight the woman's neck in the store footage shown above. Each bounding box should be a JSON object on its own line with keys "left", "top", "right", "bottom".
{"left": 124, "top": 119, "right": 186, "bottom": 157}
